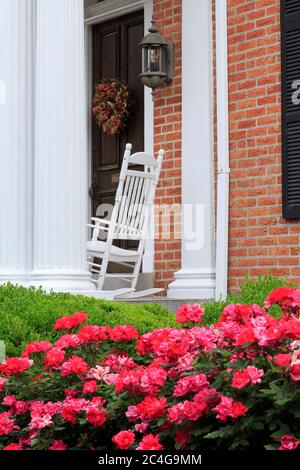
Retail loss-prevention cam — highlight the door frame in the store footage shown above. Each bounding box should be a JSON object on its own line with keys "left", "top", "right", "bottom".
{"left": 84, "top": 0, "right": 155, "bottom": 274}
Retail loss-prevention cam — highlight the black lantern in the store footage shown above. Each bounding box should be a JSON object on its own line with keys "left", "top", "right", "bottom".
{"left": 139, "top": 17, "right": 173, "bottom": 94}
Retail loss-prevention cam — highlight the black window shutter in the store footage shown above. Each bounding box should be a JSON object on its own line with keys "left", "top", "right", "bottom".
{"left": 281, "top": 0, "right": 300, "bottom": 218}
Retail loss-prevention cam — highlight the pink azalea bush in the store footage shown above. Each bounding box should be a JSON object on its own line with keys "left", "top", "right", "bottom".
{"left": 1, "top": 293, "right": 300, "bottom": 450}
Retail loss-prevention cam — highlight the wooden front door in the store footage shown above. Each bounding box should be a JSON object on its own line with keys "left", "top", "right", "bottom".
{"left": 91, "top": 11, "right": 144, "bottom": 219}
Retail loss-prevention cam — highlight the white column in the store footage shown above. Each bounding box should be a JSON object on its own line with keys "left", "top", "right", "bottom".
{"left": 31, "top": 0, "right": 94, "bottom": 291}
{"left": 168, "top": 0, "right": 215, "bottom": 300}
{"left": 0, "top": 0, "right": 35, "bottom": 285}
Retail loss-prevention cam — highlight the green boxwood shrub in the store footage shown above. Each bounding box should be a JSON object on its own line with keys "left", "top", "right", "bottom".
{"left": 0, "top": 275, "right": 298, "bottom": 357}
{"left": 0, "top": 284, "right": 176, "bottom": 357}
{"left": 201, "top": 274, "right": 297, "bottom": 325}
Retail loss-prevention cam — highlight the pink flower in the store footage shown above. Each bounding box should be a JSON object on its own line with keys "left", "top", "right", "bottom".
{"left": 83, "top": 380, "right": 98, "bottom": 394}
{"left": 102, "top": 354, "right": 136, "bottom": 372}
{"left": 3, "top": 396, "right": 29, "bottom": 415}
{"left": 182, "top": 400, "right": 206, "bottom": 421}
{"left": 176, "top": 304, "right": 205, "bottom": 324}
{"left": 279, "top": 434, "right": 300, "bottom": 450}
{"left": 135, "top": 423, "right": 149, "bottom": 433}
{"left": 112, "top": 430, "right": 135, "bottom": 450}
{"left": 49, "top": 440, "right": 68, "bottom": 450}
{"left": 44, "top": 347, "right": 65, "bottom": 368}
{"left": 87, "top": 365, "right": 111, "bottom": 382}
{"left": 174, "top": 374, "right": 209, "bottom": 397}
{"left": 0, "top": 412, "right": 15, "bottom": 435}
{"left": 55, "top": 334, "right": 81, "bottom": 349}
{"left": 22, "top": 341, "right": 52, "bottom": 358}
{"left": 65, "top": 389, "right": 78, "bottom": 398}
{"left": 0, "top": 357, "right": 33, "bottom": 376}
{"left": 3, "top": 395, "right": 16, "bottom": 407}
{"left": 167, "top": 402, "right": 185, "bottom": 424}
{"left": 86, "top": 405, "right": 106, "bottom": 427}
{"left": 114, "top": 366, "right": 167, "bottom": 396}
{"left": 246, "top": 366, "right": 264, "bottom": 384}
{"left": 230, "top": 402, "right": 248, "bottom": 419}
{"left": 14, "top": 401, "right": 29, "bottom": 415}
{"left": 126, "top": 405, "right": 139, "bottom": 422}
{"left": 177, "top": 353, "right": 195, "bottom": 372}
{"left": 274, "top": 353, "right": 292, "bottom": 367}
{"left": 29, "top": 413, "right": 53, "bottom": 431}
{"left": 61, "top": 356, "right": 88, "bottom": 377}
{"left": 3, "top": 443, "right": 22, "bottom": 450}
{"left": 213, "top": 396, "right": 233, "bottom": 421}
{"left": 252, "top": 315, "right": 283, "bottom": 346}
{"left": 232, "top": 367, "right": 264, "bottom": 389}
{"left": 136, "top": 396, "right": 166, "bottom": 422}
{"left": 213, "top": 396, "right": 248, "bottom": 421}
{"left": 107, "top": 325, "right": 138, "bottom": 341}
{"left": 0, "top": 377, "right": 7, "bottom": 392}
{"left": 54, "top": 311, "right": 87, "bottom": 331}
{"left": 217, "top": 304, "right": 253, "bottom": 326}
{"left": 78, "top": 325, "right": 108, "bottom": 343}
{"left": 290, "top": 362, "right": 300, "bottom": 381}
{"left": 231, "top": 370, "right": 251, "bottom": 389}
{"left": 146, "top": 366, "right": 168, "bottom": 387}
{"left": 136, "top": 434, "right": 163, "bottom": 451}
{"left": 61, "top": 397, "right": 88, "bottom": 424}
{"left": 264, "top": 287, "right": 295, "bottom": 308}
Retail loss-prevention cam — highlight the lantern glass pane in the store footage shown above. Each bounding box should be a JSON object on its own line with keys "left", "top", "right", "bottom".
{"left": 149, "top": 46, "right": 161, "bottom": 72}
{"left": 162, "top": 47, "right": 167, "bottom": 74}
{"left": 143, "top": 47, "right": 149, "bottom": 73}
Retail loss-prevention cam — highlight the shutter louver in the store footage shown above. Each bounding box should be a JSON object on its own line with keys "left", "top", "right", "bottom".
{"left": 285, "top": 0, "right": 300, "bottom": 15}
{"left": 281, "top": 0, "right": 300, "bottom": 218}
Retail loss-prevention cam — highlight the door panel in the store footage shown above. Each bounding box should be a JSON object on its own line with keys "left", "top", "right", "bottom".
{"left": 92, "top": 11, "right": 144, "bottom": 220}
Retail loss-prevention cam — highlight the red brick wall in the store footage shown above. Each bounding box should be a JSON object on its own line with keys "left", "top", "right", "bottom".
{"left": 151, "top": 0, "right": 297, "bottom": 294}
{"left": 152, "top": 0, "right": 182, "bottom": 291}
{"left": 227, "top": 0, "right": 300, "bottom": 291}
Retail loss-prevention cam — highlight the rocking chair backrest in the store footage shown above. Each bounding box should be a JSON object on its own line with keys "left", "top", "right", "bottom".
{"left": 108, "top": 144, "right": 163, "bottom": 240}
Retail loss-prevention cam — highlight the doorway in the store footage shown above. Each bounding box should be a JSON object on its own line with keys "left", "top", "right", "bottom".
{"left": 91, "top": 11, "right": 145, "bottom": 218}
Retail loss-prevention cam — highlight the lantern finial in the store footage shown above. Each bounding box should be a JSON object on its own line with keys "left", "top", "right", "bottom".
{"left": 149, "top": 16, "right": 159, "bottom": 34}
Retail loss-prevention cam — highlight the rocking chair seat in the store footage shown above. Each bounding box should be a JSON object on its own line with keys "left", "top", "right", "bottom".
{"left": 87, "top": 240, "right": 139, "bottom": 261}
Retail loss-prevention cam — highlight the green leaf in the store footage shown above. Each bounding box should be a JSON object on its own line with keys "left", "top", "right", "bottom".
{"left": 191, "top": 426, "right": 213, "bottom": 437}
{"left": 229, "top": 439, "right": 249, "bottom": 450}
{"left": 254, "top": 421, "right": 264, "bottom": 431}
{"left": 204, "top": 431, "right": 221, "bottom": 440}
{"left": 271, "top": 425, "right": 290, "bottom": 439}
{"left": 265, "top": 444, "right": 278, "bottom": 450}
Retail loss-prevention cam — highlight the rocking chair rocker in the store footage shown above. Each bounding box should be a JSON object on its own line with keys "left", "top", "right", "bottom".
{"left": 87, "top": 143, "right": 164, "bottom": 299}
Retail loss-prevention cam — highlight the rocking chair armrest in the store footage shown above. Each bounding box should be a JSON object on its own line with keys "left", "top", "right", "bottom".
{"left": 86, "top": 223, "right": 109, "bottom": 232}
{"left": 90, "top": 217, "right": 111, "bottom": 226}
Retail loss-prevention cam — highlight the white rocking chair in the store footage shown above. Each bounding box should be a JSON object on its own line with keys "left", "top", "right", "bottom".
{"left": 87, "top": 143, "right": 164, "bottom": 299}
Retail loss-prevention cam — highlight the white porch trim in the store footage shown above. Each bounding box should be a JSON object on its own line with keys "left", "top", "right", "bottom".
{"left": 84, "top": 0, "right": 146, "bottom": 25}
{"left": 167, "top": 0, "right": 215, "bottom": 300}
{"left": 215, "top": 0, "right": 230, "bottom": 300}
{"left": 84, "top": 0, "right": 155, "bottom": 275}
